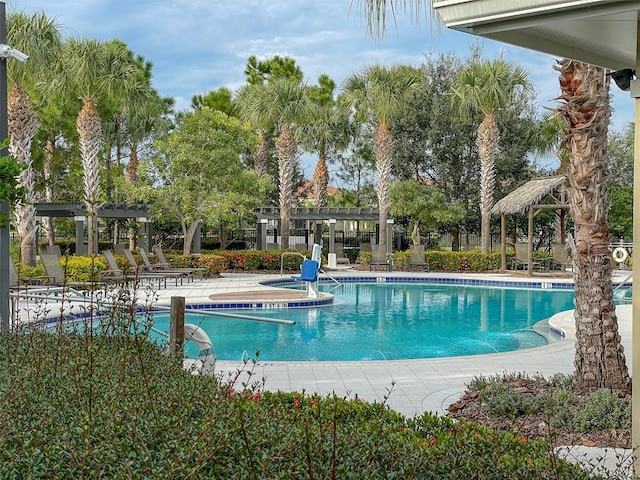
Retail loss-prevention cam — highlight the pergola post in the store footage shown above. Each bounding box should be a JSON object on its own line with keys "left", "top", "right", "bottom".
{"left": 329, "top": 219, "right": 336, "bottom": 253}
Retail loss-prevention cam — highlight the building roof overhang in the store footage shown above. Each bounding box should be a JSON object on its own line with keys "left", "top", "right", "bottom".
{"left": 433, "top": 0, "right": 640, "bottom": 71}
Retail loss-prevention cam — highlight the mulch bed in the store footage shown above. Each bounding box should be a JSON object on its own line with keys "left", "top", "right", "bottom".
{"left": 447, "top": 377, "right": 631, "bottom": 448}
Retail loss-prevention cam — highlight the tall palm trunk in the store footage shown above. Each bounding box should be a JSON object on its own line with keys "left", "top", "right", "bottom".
{"left": 43, "top": 139, "right": 56, "bottom": 246}
{"left": 8, "top": 86, "right": 39, "bottom": 266}
{"left": 276, "top": 123, "right": 297, "bottom": 249}
{"left": 312, "top": 153, "right": 329, "bottom": 208}
{"left": 125, "top": 146, "right": 139, "bottom": 250}
{"left": 77, "top": 99, "right": 103, "bottom": 255}
{"left": 254, "top": 131, "right": 269, "bottom": 177}
{"left": 477, "top": 113, "right": 499, "bottom": 253}
{"left": 374, "top": 121, "right": 393, "bottom": 250}
{"left": 555, "top": 59, "right": 630, "bottom": 393}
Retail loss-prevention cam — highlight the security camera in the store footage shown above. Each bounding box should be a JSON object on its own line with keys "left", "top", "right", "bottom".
{"left": 0, "top": 44, "right": 28, "bottom": 63}
{"left": 608, "top": 69, "right": 636, "bottom": 91}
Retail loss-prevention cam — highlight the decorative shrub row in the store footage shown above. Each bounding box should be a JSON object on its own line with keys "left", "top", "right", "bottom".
{"left": 0, "top": 322, "right": 591, "bottom": 479}
{"left": 359, "top": 250, "right": 504, "bottom": 272}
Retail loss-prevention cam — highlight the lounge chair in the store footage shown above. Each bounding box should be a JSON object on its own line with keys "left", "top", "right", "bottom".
{"left": 369, "top": 245, "right": 392, "bottom": 272}
{"left": 408, "top": 245, "right": 429, "bottom": 272}
{"left": 334, "top": 243, "right": 350, "bottom": 265}
{"left": 40, "top": 253, "right": 100, "bottom": 288}
{"left": 122, "top": 248, "right": 188, "bottom": 287}
{"left": 511, "top": 243, "right": 542, "bottom": 271}
{"left": 152, "top": 246, "right": 207, "bottom": 279}
{"left": 551, "top": 243, "right": 573, "bottom": 272}
{"left": 102, "top": 250, "right": 169, "bottom": 288}
{"left": 9, "top": 257, "right": 52, "bottom": 287}
{"left": 139, "top": 248, "right": 202, "bottom": 280}
{"left": 44, "top": 244, "right": 62, "bottom": 258}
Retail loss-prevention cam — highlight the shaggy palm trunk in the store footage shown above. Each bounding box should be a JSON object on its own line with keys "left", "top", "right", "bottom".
{"left": 8, "top": 86, "right": 39, "bottom": 266}
{"left": 254, "top": 131, "right": 269, "bottom": 177}
{"left": 374, "top": 121, "right": 393, "bottom": 250}
{"left": 312, "top": 153, "right": 329, "bottom": 208}
{"left": 477, "top": 113, "right": 499, "bottom": 254}
{"left": 555, "top": 59, "right": 630, "bottom": 393}
{"left": 77, "top": 99, "right": 103, "bottom": 255}
{"left": 43, "top": 140, "right": 55, "bottom": 246}
{"left": 276, "top": 123, "right": 297, "bottom": 250}
{"left": 125, "top": 147, "right": 139, "bottom": 250}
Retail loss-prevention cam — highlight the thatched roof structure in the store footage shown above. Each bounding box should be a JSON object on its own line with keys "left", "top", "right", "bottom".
{"left": 491, "top": 176, "right": 567, "bottom": 216}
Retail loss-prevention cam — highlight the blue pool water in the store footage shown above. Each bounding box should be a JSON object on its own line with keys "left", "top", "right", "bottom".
{"left": 151, "top": 283, "right": 576, "bottom": 361}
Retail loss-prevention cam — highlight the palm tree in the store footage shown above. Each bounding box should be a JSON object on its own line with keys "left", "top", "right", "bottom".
{"left": 299, "top": 75, "right": 354, "bottom": 207}
{"left": 450, "top": 57, "right": 533, "bottom": 253}
{"left": 53, "top": 38, "right": 146, "bottom": 254}
{"left": 343, "top": 64, "right": 421, "bottom": 251}
{"left": 554, "top": 59, "right": 630, "bottom": 393}
{"left": 7, "top": 11, "right": 62, "bottom": 266}
{"left": 236, "top": 78, "right": 309, "bottom": 249}
{"left": 355, "top": 0, "right": 630, "bottom": 395}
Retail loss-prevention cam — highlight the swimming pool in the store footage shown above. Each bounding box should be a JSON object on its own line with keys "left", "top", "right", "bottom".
{"left": 151, "top": 282, "right": 575, "bottom": 361}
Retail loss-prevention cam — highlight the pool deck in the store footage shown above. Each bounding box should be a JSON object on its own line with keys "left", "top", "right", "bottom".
{"left": 150, "top": 269, "right": 633, "bottom": 419}
{"left": 163, "top": 269, "right": 635, "bottom": 476}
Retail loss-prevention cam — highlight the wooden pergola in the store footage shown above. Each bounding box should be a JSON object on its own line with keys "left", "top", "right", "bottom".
{"left": 491, "top": 176, "right": 569, "bottom": 276}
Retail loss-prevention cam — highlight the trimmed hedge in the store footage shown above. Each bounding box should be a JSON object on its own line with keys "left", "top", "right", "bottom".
{"left": 0, "top": 320, "right": 591, "bottom": 479}
{"left": 359, "top": 250, "right": 504, "bottom": 273}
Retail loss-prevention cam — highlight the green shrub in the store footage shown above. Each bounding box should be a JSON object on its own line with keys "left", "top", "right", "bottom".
{"left": 567, "top": 388, "right": 630, "bottom": 433}
{"left": 425, "top": 251, "right": 502, "bottom": 272}
{"left": 0, "top": 309, "right": 590, "bottom": 479}
{"left": 60, "top": 255, "right": 107, "bottom": 282}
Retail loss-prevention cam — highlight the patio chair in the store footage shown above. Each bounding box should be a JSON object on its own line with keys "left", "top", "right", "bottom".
{"left": 511, "top": 243, "right": 542, "bottom": 271}
{"left": 101, "top": 250, "right": 168, "bottom": 288}
{"left": 139, "top": 248, "right": 202, "bottom": 280}
{"left": 152, "top": 246, "right": 207, "bottom": 279}
{"left": 408, "top": 245, "right": 429, "bottom": 272}
{"left": 122, "top": 248, "right": 187, "bottom": 287}
{"left": 369, "top": 245, "right": 392, "bottom": 272}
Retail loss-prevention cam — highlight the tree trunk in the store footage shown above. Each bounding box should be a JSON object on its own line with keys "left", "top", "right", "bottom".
{"left": 313, "top": 153, "right": 329, "bottom": 208}
{"left": 276, "top": 123, "right": 297, "bottom": 250}
{"left": 477, "top": 113, "right": 499, "bottom": 254}
{"left": 77, "top": 99, "right": 103, "bottom": 255}
{"left": 555, "top": 59, "right": 630, "bottom": 393}
{"left": 374, "top": 121, "right": 394, "bottom": 250}
{"left": 183, "top": 220, "right": 200, "bottom": 255}
{"left": 8, "top": 86, "right": 39, "bottom": 266}
{"left": 451, "top": 225, "right": 460, "bottom": 251}
{"left": 44, "top": 140, "right": 56, "bottom": 246}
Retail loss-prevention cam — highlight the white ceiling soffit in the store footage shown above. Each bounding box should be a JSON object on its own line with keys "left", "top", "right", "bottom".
{"left": 433, "top": 0, "right": 640, "bottom": 70}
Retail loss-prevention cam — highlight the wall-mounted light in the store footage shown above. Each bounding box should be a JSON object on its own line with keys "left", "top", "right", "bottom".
{"left": 608, "top": 68, "right": 636, "bottom": 91}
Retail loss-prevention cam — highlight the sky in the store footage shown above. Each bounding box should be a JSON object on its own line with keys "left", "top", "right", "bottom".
{"left": 10, "top": 0, "right": 637, "bottom": 177}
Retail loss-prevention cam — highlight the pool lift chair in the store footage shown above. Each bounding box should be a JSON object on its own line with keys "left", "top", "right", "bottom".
{"left": 291, "top": 258, "right": 320, "bottom": 298}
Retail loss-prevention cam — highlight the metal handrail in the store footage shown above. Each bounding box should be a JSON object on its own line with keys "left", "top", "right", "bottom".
{"left": 10, "top": 287, "right": 296, "bottom": 327}
{"left": 280, "top": 251, "right": 305, "bottom": 276}
{"left": 613, "top": 271, "right": 634, "bottom": 303}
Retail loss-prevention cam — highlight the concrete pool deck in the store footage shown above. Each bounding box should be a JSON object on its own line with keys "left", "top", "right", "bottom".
{"left": 158, "top": 269, "right": 635, "bottom": 477}
{"left": 150, "top": 269, "right": 633, "bottom": 417}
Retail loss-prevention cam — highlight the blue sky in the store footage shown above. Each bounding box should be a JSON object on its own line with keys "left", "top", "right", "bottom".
{"left": 11, "top": 0, "right": 636, "bottom": 175}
